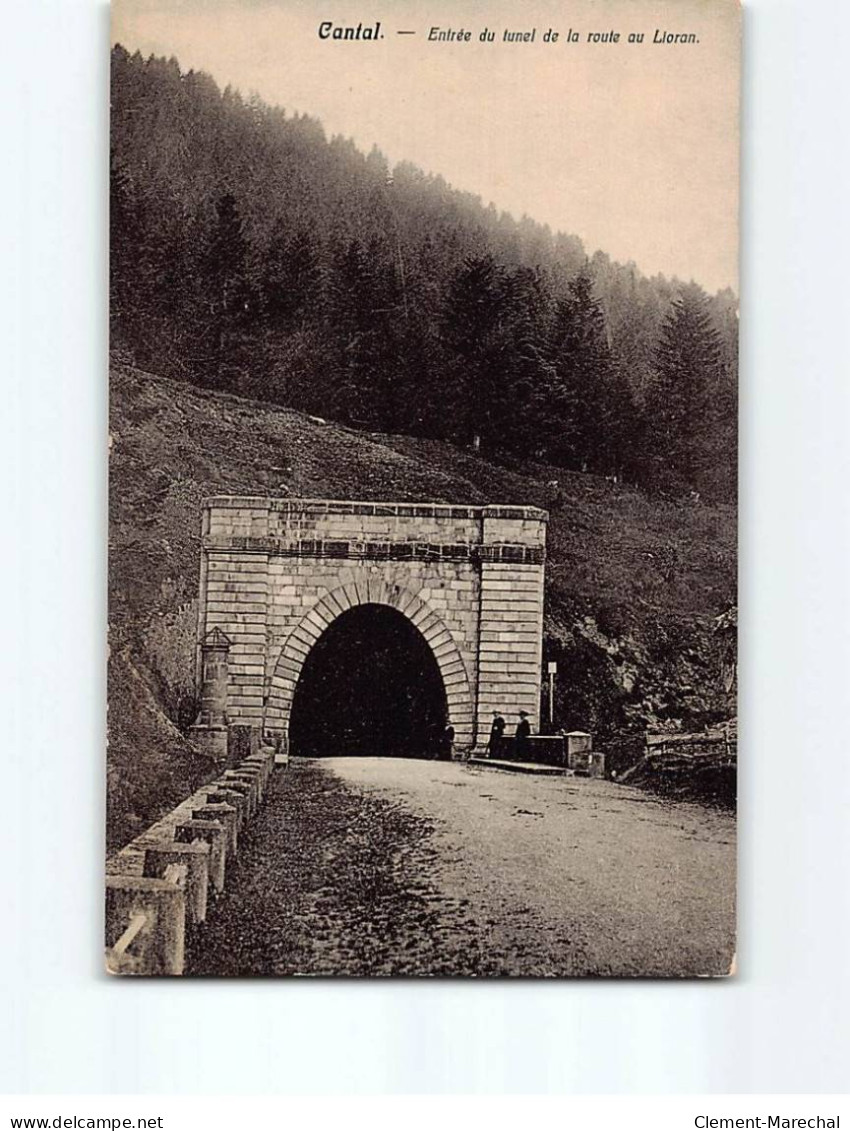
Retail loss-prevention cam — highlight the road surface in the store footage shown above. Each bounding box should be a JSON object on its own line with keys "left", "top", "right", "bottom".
{"left": 188, "top": 757, "right": 735, "bottom": 977}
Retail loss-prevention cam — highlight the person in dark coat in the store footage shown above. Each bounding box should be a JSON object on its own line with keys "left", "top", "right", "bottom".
{"left": 515, "top": 710, "right": 531, "bottom": 757}
{"left": 487, "top": 711, "right": 506, "bottom": 758}
{"left": 442, "top": 724, "right": 455, "bottom": 762}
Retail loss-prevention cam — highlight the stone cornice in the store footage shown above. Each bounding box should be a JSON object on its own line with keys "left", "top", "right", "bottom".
{"left": 203, "top": 534, "right": 545, "bottom": 564}
{"left": 203, "top": 496, "right": 548, "bottom": 523}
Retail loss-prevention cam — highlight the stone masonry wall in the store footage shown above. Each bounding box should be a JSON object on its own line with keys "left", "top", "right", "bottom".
{"left": 262, "top": 557, "right": 480, "bottom": 745}
{"left": 476, "top": 512, "right": 546, "bottom": 737}
{"left": 196, "top": 499, "right": 547, "bottom": 753}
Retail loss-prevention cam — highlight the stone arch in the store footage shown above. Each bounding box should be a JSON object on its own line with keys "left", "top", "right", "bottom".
{"left": 264, "top": 579, "right": 475, "bottom": 751}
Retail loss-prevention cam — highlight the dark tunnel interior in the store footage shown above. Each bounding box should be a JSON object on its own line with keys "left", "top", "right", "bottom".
{"left": 288, "top": 604, "right": 449, "bottom": 758}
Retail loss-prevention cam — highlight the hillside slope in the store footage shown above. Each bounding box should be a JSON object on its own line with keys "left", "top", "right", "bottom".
{"left": 108, "top": 362, "right": 736, "bottom": 849}
{"left": 110, "top": 46, "right": 738, "bottom": 506}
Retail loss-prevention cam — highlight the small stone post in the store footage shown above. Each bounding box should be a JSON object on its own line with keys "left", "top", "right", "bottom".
{"left": 227, "top": 723, "right": 260, "bottom": 768}
{"left": 189, "top": 627, "right": 232, "bottom": 762}
{"left": 565, "top": 731, "right": 593, "bottom": 772}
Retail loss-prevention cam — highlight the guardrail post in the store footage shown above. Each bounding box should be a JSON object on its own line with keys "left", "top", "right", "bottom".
{"left": 142, "top": 840, "right": 211, "bottom": 925}
{"left": 222, "top": 767, "right": 263, "bottom": 810}
{"left": 248, "top": 747, "right": 276, "bottom": 788}
{"left": 235, "top": 760, "right": 267, "bottom": 802}
{"left": 203, "top": 787, "right": 249, "bottom": 832}
{"left": 105, "top": 873, "right": 187, "bottom": 975}
{"left": 213, "top": 777, "right": 255, "bottom": 818}
{"left": 174, "top": 820, "right": 227, "bottom": 893}
{"left": 191, "top": 802, "right": 238, "bottom": 855}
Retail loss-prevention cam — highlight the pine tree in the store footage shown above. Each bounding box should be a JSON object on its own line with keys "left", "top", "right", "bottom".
{"left": 200, "top": 193, "right": 257, "bottom": 388}
{"left": 325, "top": 239, "right": 404, "bottom": 426}
{"left": 499, "top": 266, "right": 556, "bottom": 459}
{"left": 261, "top": 226, "right": 320, "bottom": 332}
{"left": 440, "top": 255, "right": 515, "bottom": 452}
{"left": 547, "top": 270, "right": 618, "bottom": 473}
{"left": 644, "top": 284, "right": 724, "bottom": 494}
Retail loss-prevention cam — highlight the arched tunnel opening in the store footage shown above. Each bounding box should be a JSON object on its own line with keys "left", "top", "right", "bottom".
{"left": 288, "top": 604, "right": 449, "bottom": 758}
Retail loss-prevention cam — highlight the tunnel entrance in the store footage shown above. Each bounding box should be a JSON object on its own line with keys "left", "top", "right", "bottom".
{"left": 288, "top": 604, "right": 449, "bottom": 758}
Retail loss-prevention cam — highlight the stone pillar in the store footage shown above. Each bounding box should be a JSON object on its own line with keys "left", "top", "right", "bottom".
{"left": 199, "top": 627, "right": 231, "bottom": 725}
{"left": 475, "top": 506, "right": 547, "bottom": 747}
{"left": 201, "top": 500, "right": 272, "bottom": 730}
{"left": 565, "top": 730, "right": 593, "bottom": 772}
{"left": 565, "top": 730, "right": 593, "bottom": 759}
{"left": 189, "top": 627, "right": 231, "bottom": 762}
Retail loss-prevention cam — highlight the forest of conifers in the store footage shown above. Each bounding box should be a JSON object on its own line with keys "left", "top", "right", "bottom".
{"left": 110, "top": 45, "right": 737, "bottom": 501}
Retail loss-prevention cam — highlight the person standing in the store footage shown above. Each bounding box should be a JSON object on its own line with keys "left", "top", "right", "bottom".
{"left": 515, "top": 710, "right": 531, "bottom": 758}
{"left": 442, "top": 724, "right": 455, "bottom": 762}
{"left": 487, "top": 710, "right": 506, "bottom": 758}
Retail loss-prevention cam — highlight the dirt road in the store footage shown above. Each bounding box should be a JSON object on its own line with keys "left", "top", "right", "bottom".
{"left": 188, "top": 757, "right": 735, "bottom": 978}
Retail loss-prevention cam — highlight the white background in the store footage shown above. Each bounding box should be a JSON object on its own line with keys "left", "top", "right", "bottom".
{"left": 1, "top": 0, "right": 849, "bottom": 1096}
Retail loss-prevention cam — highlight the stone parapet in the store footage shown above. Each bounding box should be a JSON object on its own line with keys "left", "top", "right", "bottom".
{"left": 105, "top": 743, "right": 278, "bottom": 975}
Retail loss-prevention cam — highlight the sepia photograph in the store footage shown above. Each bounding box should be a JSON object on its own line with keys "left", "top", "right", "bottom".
{"left": 106, "top": 0, "right": 739, "bottom": 978}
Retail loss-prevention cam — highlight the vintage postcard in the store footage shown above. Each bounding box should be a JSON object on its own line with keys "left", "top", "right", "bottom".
{"left": 107, "top": 0, "right": 739, "bottom": 976}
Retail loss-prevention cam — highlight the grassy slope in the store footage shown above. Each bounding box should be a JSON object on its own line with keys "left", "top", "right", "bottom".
{"left": 108, "top": 362, "right": 736, "bottom": 849}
